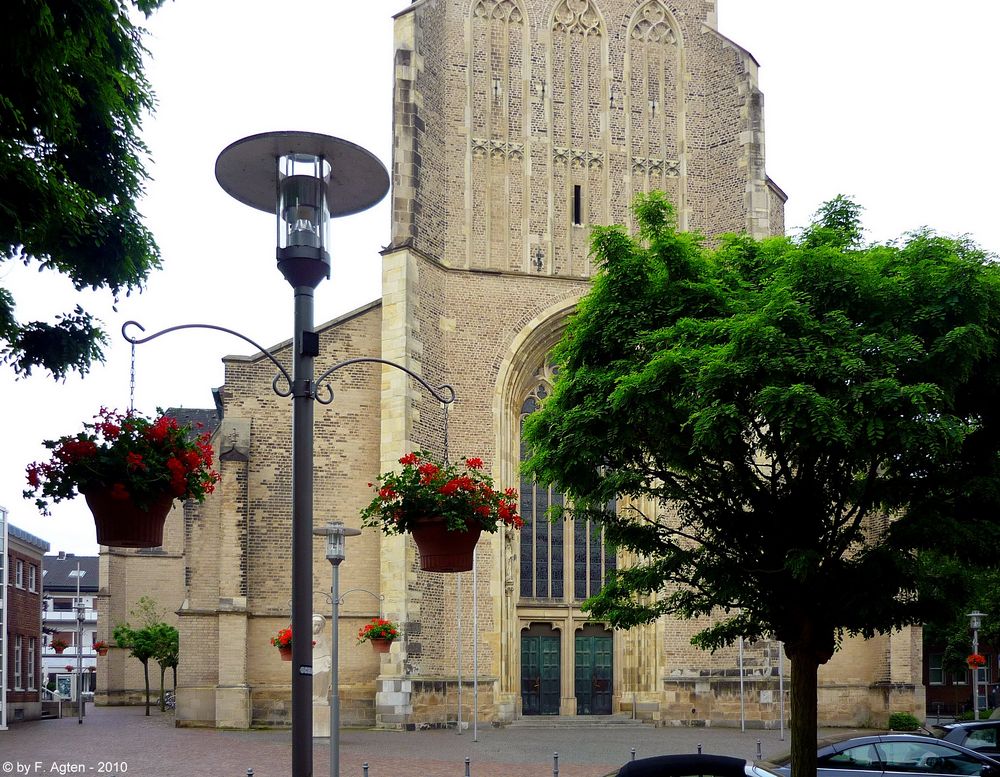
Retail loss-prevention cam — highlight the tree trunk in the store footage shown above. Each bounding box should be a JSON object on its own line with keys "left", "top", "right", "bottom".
{"left": 789, "top": 650, "right": 819, "bottom": 777}
{"left": 159, "top": 665, "right": 166, "bottom": 712}
{"left": 143, "top": 661, "right": 150, "bottom": 716}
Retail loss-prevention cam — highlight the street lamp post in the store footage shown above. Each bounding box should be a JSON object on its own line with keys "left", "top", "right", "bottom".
{"left": 969, "top": 611, "right": 985, "bottom": 721}
{"left": 314, "top": 521, "right": 361, "bottom": 777}
{"left": 75, "top": 561, "right": 84, "bottom": 725}
{"left": 216, "top": 131, "right": 388, "bottom": 777}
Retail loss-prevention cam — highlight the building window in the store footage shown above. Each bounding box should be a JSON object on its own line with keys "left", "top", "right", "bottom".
{"left": 572, "top": 185, "right": 582, "bottom": 225}
{"left": 15, "top": 558, "right": 24, "bottom": 588}
{"left": 27, "top": 638, "right": 36, "bottom": 690}
{"left": 28, "top": 563, "right": 37, "bottom": 592}
{"left": 928, "top": 653, "right": 944, "bottom": 685}
{"left": 518, "top": 362, "right": 616, "bottom": 602}
{"left": 14, "top": 635, "right": 23, "bottom": 690}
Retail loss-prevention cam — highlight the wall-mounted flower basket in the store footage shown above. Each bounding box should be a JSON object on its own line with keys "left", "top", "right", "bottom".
{"left": 93, "top": 641, "right": 109, "bottom": 656}
{"left": 84, "top": 488, "right": 174, "bottom": 548}
{"left": 278, "top": 646, "right": 292, "bottom": 662}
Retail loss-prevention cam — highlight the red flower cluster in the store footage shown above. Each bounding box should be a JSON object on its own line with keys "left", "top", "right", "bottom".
{"left": 967, "top": 653, "right": 987, "bottom": 668}
{"left": 271, "top": 627, "right": 293, "bottom": 649}
{"left": 357, "top": 617, "right": 400, "bottom": 644}
{"left": 270, "top": 626, "right": 314, "bottom": 649}
{"left": 24, "top": 407, "right": 221, "bottom": 515}
{"left": 360, "top": 452, "right": 522, "bottom": 535}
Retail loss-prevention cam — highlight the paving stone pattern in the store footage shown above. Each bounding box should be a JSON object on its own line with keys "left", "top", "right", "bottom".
{"left": 0, "top": 706, "right": 869, "bottom": 777}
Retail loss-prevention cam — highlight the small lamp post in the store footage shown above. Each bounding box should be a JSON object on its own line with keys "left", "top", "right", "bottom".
{"left": 969, "top": 611, "right": 985, "bottom": 721}
{"left": 216, "top": 132, "right": 388, "bottom": 777}
{"left": 314, "top": 521, "right": 361, "bottom": 777}
{"left": 75, "top": 561, "right": 85, "bottom": 725}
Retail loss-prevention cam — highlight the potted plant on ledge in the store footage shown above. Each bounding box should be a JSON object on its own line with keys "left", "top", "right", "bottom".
{"left": 357, "top": 618, "right": 400, "bottom": 654}
{"left": 24, "top": 408, "right": 220, "bottom": 548}
{"left": 361, "top": 452, "right": 522, "bottom": 572}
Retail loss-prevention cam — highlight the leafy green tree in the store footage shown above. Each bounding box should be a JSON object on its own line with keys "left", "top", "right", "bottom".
{"left": 523, "top": 192, "right": 1000, "bottom": 777}
{"left": 149, "top": 622, "right": 178, "bottom": 711}
{"left": 0, "top": 0, "right": 167, "bottom": 379}
{"left": 112, "top": 622, "right": 157, "bottom": 716}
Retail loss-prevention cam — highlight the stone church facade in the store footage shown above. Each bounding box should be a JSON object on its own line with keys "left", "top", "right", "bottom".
{"left": 97, "top": 0, "right": 924, "bottom": 728}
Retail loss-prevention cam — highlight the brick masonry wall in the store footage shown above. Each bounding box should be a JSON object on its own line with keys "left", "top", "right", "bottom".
{"left": 5, "top": 543, "right": 43, "bottom": 708}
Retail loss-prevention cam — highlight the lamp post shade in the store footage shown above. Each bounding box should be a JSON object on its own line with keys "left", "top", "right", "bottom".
{"left": 215, "top": 131, "right": 389, "bottom": 288}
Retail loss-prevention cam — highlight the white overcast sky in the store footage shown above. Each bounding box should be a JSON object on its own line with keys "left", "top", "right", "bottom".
{"left": 2, "top": 1, "right": 998, "bottom": 556}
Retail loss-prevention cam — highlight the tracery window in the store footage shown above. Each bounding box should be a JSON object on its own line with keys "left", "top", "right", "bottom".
{"left": 518, "top": 362, "right": 615, "bottom": 601}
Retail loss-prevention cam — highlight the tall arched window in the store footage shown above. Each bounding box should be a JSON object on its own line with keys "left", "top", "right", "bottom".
{"left": 518, "top": 361, "right": 615, "bottom": 602}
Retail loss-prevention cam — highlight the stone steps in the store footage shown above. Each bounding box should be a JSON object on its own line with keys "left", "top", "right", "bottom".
{"left": 509, "top": 714, "right": 652, "bottom": 729}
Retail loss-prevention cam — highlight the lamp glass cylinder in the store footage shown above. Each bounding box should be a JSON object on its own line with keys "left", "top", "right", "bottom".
{"left": 277, "top": 153, "right": 331, "bottom": 253}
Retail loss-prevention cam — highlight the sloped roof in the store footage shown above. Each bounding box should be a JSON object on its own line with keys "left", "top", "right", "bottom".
{"left": 42, "top": 553, "right": 99, "bottom": 592}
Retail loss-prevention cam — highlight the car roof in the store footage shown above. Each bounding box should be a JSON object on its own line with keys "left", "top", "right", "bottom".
{"left": 938, "top": 720, "right": 1000, "bottom": 731}
{"left": 612, "top": 753, "right": 759, "bottom": 777}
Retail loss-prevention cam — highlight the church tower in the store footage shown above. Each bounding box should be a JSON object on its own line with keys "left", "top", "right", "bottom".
{"left": 376, "top": 0, "right": 789, "bottom": 725}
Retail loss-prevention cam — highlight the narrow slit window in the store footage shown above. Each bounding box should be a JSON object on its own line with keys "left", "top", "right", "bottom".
{"left": 573, "top": 185, "right": 582, "bottom": 225}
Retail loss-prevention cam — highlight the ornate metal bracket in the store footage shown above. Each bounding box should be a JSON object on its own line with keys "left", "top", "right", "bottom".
{"left": 122, "top": 320, "right": 294, "bottom": 397}
{"left": 122, "top": 321, "right": 457, "bottom": 408}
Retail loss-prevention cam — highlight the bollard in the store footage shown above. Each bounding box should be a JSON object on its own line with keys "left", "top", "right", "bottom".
{"left": 553, "top": 752, "right": 559, "bottom": 777}
{"left": 697, "top": 743, "right": 702, "bottom": 755}
{"left": 756, "top": 741, "right": 762, "bottom": 761}
{"left": 631, "top": 748, "right": 636, "bottom": 762}
{"left": 247, "top": 770, "right": 254, "bottom": 777}
{"left": 465, "top": 756, "right": 471, "bottom": 777}
{"left": 362, "top": 763, "right": 369, "bottom": 777}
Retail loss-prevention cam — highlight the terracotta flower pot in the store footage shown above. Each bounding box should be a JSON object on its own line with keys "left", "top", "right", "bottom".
{"left": 83, "top": 488, "right": 175, "bottom": 548}
{"left": 410, "top": 516, "right": 482, "bottom": 573}
{"left": 53, "top": 646, "right": 66, "bottom": 654}
{"left": 369, "top": 638, "right": 393, "bottom": 654}
{"left": 96, "top": 648, "right": 108, "bottom": 656}
{"left": 278, "top": 645, "right": 292, "bottom": 662}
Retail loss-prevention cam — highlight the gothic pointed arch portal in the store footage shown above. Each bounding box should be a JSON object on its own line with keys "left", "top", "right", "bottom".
{"left": 495, "top": 298, "right": 616, "bottom": 716}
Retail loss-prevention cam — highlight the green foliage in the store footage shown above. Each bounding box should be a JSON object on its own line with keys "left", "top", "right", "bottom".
{"left": 0, "top": 0, "right": 167, "bottom": 379}
{"left": 887, "top": 712, "right": 922, "bottom": 731}
{"left": 522, "top": 191, "right": 1000, "bottom": 775}
{"left": 114, "top": 597, "right": 173, "bottom": 715}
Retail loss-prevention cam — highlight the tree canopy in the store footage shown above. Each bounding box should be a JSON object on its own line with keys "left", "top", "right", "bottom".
{"left": 0, "top": 0, "right": 167, "bottom": 379}
{"left": 523, "top": 193, "right": 1000, "bottom": 777}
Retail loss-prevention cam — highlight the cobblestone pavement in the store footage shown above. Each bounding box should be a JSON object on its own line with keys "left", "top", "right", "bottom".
{"left": 0, "top": 706, "right": 872, "bottom": 777}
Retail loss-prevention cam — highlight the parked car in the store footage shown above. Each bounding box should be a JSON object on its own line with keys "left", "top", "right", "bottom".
{"left": 766, "top": 733, "right": 1000, "bottom": 777}
{"left": 604, "top": 753, "right": 782, "bottom": 777}
{"left": 934, "top": 720, "right": 1000, "bottom": 755}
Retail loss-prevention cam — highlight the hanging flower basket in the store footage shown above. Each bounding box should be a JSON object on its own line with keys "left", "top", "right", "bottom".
{"left": 271, "top": 626, "right": 313, "bottom": 662}
{"left": 84, "top": 488, "right": 175, "bottom": 548}
{"left": 24, "top": 409, "right": 220, "bottom": 549}
{"left": 93, "top": 641, "right": 109, "bottom": 657}
{"left": 357, "top": 618, "right": 400, "bottom": 653}
{"left": 968, "top": 653, "right": 987, "bottom": 669}
{"left": 411, "top": 517, "right": 482, "bottom": 572}
{"left": 52, "top": 640, "right": 67, "bottom": 655}
{"left": 361, "top": 452, "right": 522, "bottom": 573}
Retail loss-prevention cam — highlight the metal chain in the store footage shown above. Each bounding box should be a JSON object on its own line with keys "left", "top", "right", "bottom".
{"left": 129, "top": 338, "right": 137, "bottom": 413}
{"left": 442, "top": 401, "right": 450, "bottom": 465}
